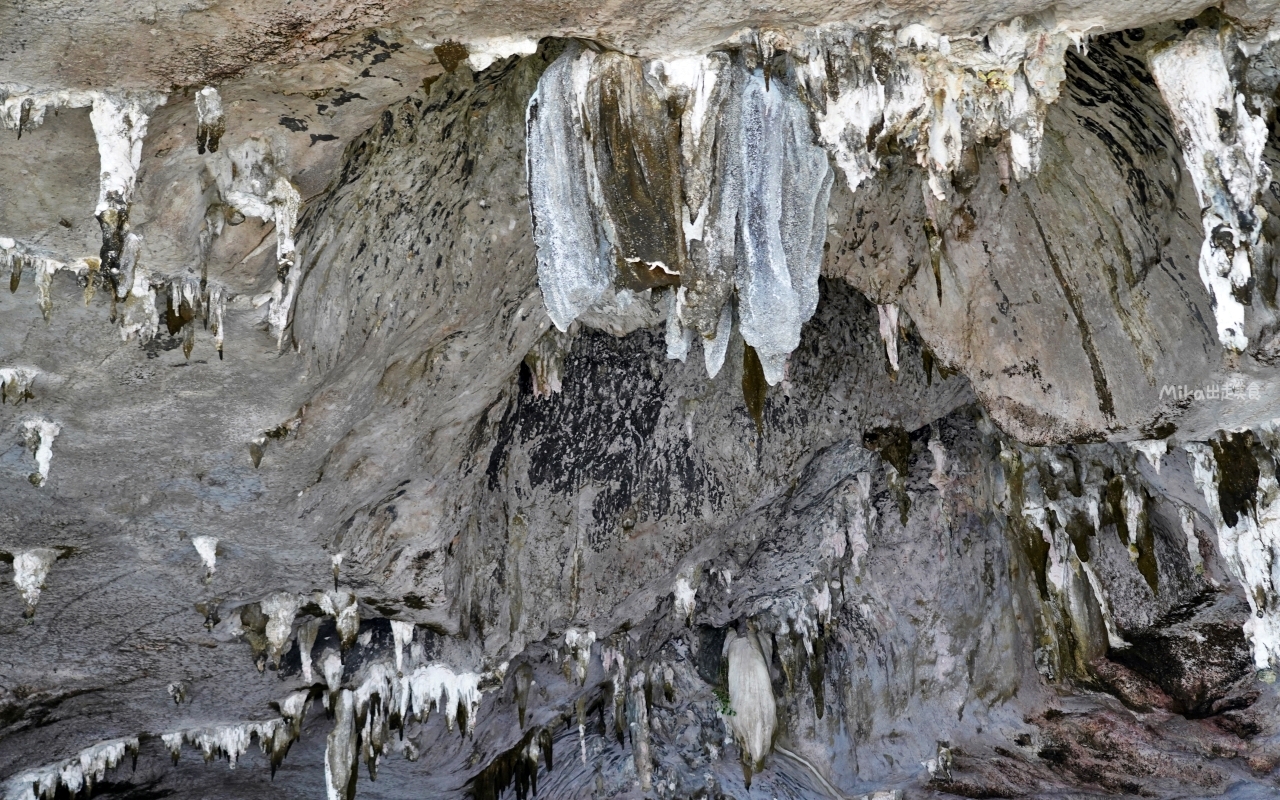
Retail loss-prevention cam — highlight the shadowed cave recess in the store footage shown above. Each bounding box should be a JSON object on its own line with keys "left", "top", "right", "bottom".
{"left": 8, "top": 2, "right": 1280, "bottom": 798}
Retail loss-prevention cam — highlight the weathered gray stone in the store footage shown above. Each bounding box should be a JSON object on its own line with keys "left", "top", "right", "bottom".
{"left": 5, "top": 13, "right": 1280, "bottom": 800}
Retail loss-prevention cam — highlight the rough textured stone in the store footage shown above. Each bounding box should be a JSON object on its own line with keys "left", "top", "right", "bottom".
{"left": 5, "top": 10, "right": 1280, "bottom": 800}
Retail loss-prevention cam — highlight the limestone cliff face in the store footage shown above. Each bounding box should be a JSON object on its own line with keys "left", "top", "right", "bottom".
{"left": 5, "top": 7, "right": 1280, "bottom": 799}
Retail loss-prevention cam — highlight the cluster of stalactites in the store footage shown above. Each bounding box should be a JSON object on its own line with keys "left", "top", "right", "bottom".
{"left": 1185, "top": 424, "right": 1280, "bottom": 674}
{"left": 0, "top": 366, "right": 38, "bottom": 404}
{"left": 3, "top": 693, "right": 313, "bottom": 800}
{"left": 208, "top": 588, "right": 499, "bottom": 800}
{"left": 224, "top": 587, "right": 357, "bottom": 674}
{"left": 160, "top": 691, "right": 309, "bottom": 774}
{"left": 2, "top": 84, "right": 292, "bottom": 355}
{"left": 325, "top": 660, "right": 495, "bottom": 800}
{"left": 1, "top": 237, "right": 231, "bottom": 357}
{"left": 996, "top": 432, "right": 1280, "bottom": 681}
{"left": 195, "top": 86, "right": 226, "bottom": 155}
{"left": 798, "top": 18, "right": 1079, "bottom": 198}
{"left": 998, "top": 443, "right": 1134, "bottom": 672}
{"left": 527, "top": 44, "right": 833, "bottom": 385}
{"left": 123, "top": 272, "right": 230, "bottom": 360}
{"left": 524, "top": 20, "right": 1088, "bottom": 384}
{"left": 210, "top": 135, "right": 301, "bottom": 348}
{"left": 563, "top": 628, "right": 596, "bottom": 684}
{"left": 591, "top": 635, "right": 660, "bottom": 790}
{"left": 0, "top": 646, "right": 496, "bottom": 800}
{"left": 0, "top": 87, "right": 167, "bottom": 298}
{"left": 3, "top": 737, "right": 139, "bottom": 800}
{"left": 1, "top": 238, "right": 97, "bottom": 321}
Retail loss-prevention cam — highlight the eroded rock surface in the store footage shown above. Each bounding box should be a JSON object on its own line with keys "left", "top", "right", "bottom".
{"left": 5, "top": 6, "right": 1280, "bottom": 800}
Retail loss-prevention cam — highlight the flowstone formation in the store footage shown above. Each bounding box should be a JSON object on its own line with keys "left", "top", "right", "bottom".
{"left": 7, "top": 3, "right": 1280, "bottom": 799}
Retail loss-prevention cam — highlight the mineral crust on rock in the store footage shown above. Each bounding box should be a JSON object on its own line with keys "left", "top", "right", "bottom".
{"left": 6, "top": 5, "right": 1280, "bottom": 799}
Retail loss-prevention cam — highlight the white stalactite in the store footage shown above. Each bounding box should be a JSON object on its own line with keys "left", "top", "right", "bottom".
{"left": 298, "top": 618, "right": 321, "bottom": 684}
{"left": 195, "top": 86, "right": 225, "bottom": 154}
{"left": 665, "top": 290, "right": 694, "bottom": 362}
{"left": 1128, "top": 440, "right": 1167, "bottom": 473}
{"left": 13, "top": 548, "right": 58, "bottom": 617}
{"left": 321, "top": 650, "right": 344, "bottom": 693}
{"left": 703, "top": 302, "right": 733, "bottom": 379}
{"left": 261, "top": 592, "right": 300, "bottom": 668}
{"left": 734, "top": 71, "right": 833, "bottom": 385}
{"left": 114, "top": 233, "right": 143, "bottom": 302}
{"left": 89, "top": 94, "right": 164, "bottom": 215}
{"left": 209, "top": 284, "right": 227, "bottom": 357}
{"left": 673, "top": 575, "right": 697, "bottom": 624}
{"left": 191, "top": 536, "right": 218, "bottom": 579}
{"left": 319, "top": 588, "right": 359, "bottom": 649}
{"left": 22, "top": 419, "right": 60, "bottom": 487}
{"left": 723, "top": 629, "right": 776, "bottom": 772}
{"left": 119, "top": 268, "right": 159, "bottom": 342}
{"left": 877, "top": 303, "right": 900, "bottom": 371}
{"left": 217, "top": 138, "right": 302, "bottom": 347}
{"left": 465, "top": 36, "right": 540, "bottom": 72}
{"left": 564, "top": 627, "right": 595, "bottom": 684}
{"left": 280, "top": 690, "right": 311, "bottom": 730}
{"left": 1121, "top": 480, "right": 1145, "bottom": 562}
{"left": 1150, "top": 29, "right": 1270, "bottom": 351}
{"left": 526, "top": 45, "right": 611, "bottom": 331}
{"left": 325, "top": 690, "right": 357, "bottom": 800}
{"left": 391, "top": 620, "right": 414, "bottom": 675}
